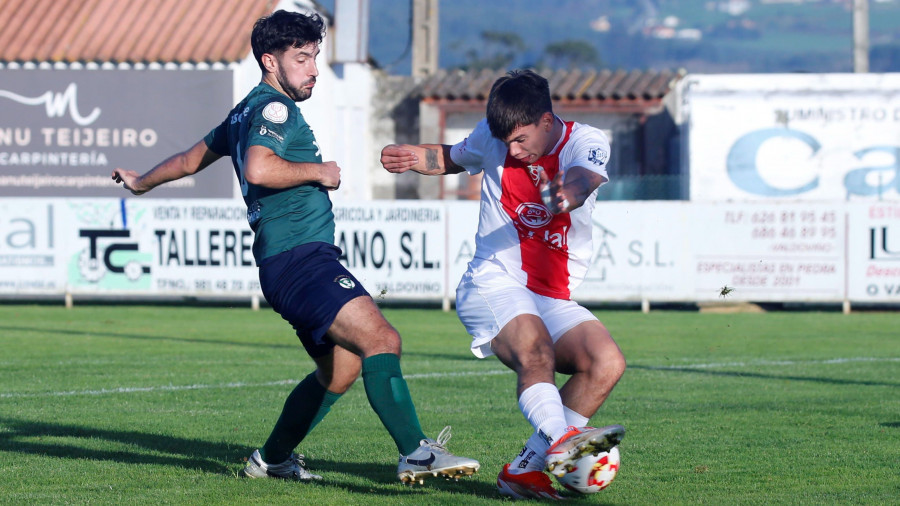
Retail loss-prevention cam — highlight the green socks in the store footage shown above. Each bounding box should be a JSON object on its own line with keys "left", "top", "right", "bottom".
{"left": 260, "top": 353, "right": 426, "bottom": 463}
{"left": 362, "top": 353, "right": 427, "bottom": 456}
{"left": 260, "top": 371, "right": 341, "bottom": 464}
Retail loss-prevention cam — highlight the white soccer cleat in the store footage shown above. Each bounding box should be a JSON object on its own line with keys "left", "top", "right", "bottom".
{"left": 241, "top": 449, "right": 322, "bottom": 481}
{"left": 545, "top": 424, "right": 625, "bottom": 478}
{"left": 397, "top": 426, "right": 481, "bottom": 484}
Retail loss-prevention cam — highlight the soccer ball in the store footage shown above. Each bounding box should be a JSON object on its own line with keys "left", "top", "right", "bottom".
{"left": 556, "top": 446, "right": 620, "bottom": 494}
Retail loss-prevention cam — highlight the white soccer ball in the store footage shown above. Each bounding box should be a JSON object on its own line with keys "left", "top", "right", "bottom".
{"left": 557, "top": 446, "right": 620, "bottom": 494}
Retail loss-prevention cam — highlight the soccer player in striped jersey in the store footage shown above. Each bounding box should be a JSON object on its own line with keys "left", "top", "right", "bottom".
{"left": 381, "top": 69, "right": 626, "bottom": 500}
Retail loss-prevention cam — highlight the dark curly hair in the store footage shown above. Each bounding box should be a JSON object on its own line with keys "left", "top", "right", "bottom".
{"left": 251, "top": 10, "right": 325, "bottom": 72}
{"left": 486, "top": 69, "right": 553, "bottom": 141}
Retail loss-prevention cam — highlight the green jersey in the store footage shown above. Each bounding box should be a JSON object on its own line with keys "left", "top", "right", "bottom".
{"left": 204, "top": 82, "right": 334, "bottom": 262}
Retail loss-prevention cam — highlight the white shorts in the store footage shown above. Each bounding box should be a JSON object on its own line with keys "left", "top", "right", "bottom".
{"left": 455, "top": 260, "right": 597, "bottom": 358}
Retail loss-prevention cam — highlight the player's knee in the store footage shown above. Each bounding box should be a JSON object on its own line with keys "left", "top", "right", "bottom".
{"left": 607, "top": 349, "right": 627, "bottom": 381}
{"left": 317, "top": 365, "right": 359, "bottom": 394}
{"left": 518, "top": 343, "right": 556, "bottom": 372}
{"left": 325, "top": 374, "right": 358, "bottom": 394}
{"left": 590, "top": 347, "right": 626, "bottom": 383}
{"left": 363, "top": 327, "right": 403, "bottom": 356}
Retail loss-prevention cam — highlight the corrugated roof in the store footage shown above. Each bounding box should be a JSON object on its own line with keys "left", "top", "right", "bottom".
{"left": 419, "top": 68, "right": 685, "bottom": 105}
{"left": 0, "top": 0, "right": 278, "bottom": 64}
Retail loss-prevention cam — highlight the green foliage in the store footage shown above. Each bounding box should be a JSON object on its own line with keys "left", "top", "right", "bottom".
{"left": 459, "top": 31, "right": 525, "bottom": 71}
{"left": 540, "top": 40, "right": 602, "bottom": 70}
{"left": 1, "top": 305, "right": 898, "bottom": 504}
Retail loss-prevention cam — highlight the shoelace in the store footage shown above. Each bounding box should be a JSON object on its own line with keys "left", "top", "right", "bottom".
{"left": 289, "top": 453, "right": 309, "bottom": 469}
{"left": 428, "top": 425, "right": 453, "bottom": 450}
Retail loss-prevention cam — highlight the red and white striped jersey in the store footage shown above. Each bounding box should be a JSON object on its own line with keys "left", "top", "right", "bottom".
{"left": 450, "top": 117, "right": 610, "bottom": 300}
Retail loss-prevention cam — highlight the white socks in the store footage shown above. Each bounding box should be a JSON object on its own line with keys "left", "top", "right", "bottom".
{"left": 510, "top": 383, "right": 569, "bottom": 474}
{"left": 517, "top": 382, "right": 569, "bottom": 444}
{"left": 564, "top": 405, "right": 589, "bottom": 428}
{"left": 510, "top": 391, "right": 592, "bottom": 474}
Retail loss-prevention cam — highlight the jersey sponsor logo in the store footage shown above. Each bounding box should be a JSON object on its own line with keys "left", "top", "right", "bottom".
{"left": 544, "top": 226, "right": 568, "bottom": 249}
{"left": 515, "top": 202, "right": 552, "bottom": 228}
{"left": 262, "top": 102, "right": 289, "bottom": 123}
{"left": 230, "top": 107, "right": 250, "bottom": 125}
{"left": 259, "top": 125, "right": 284, "bottom": 143}
{"left": 588, "top": 147, "right": 608, "bottom": 166}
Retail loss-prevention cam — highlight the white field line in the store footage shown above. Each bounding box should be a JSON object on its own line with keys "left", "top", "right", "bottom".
{"left": 641, "top": 356, "right": 900, "bottom": 370}
{"left": 2, "top": 358, "right": 897, "bottom": 399}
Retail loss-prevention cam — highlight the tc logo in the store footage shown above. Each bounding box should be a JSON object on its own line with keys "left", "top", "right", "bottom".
{"left": 79, "top": 229, "right": 151, "bottom": 282}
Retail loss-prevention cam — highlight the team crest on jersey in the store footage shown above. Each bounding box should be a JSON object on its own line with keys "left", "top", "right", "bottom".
{"left": 262, "top": 102, "right": 289, "bottom": 123}
{"left": 588, "top": 147, "right": 608, "bottom": 166}
{"left": 515, "top": 202, "right": 552, "bottom": 228}
{"left": 527, "top": 165, "right": 544, "bottom": 186}
{"left": 335, "top": 275, "right": 356, "bottom": 289}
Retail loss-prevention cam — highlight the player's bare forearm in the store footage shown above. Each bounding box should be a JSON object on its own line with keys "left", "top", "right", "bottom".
{"left": 112, "top": 140, "right": 218, "bottom": 195}
{"left": 381, "top": 144, "right": 464, "bottom": 176}
{"left": 563, "top": 168, "right": 607, "bottom": 210}
{"left": 545, "top": 166, "right": 607, "bottom": 214}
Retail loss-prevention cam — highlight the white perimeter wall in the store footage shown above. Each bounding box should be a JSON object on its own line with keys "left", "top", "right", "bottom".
{"left": 2, "top": 199, "right": 899, "bottom": 306}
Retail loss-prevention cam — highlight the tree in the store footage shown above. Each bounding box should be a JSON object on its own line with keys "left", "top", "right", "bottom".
{"left": 539, "top": 40, "right": 601, "bottom": 69}
{"left": 459, "top": 31, "right": 526, "bottom": 71}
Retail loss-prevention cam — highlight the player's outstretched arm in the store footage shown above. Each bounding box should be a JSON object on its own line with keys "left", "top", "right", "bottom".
{"left": 112, "top": 140, "right": 222, "bottom": 195}
{"left": 381, "top": 144, "right": 464, "bottom": 176}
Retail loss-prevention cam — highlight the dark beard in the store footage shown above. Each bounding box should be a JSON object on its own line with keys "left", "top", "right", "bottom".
{"left": 277, "top": 69, "right": 313, "bottom": 102}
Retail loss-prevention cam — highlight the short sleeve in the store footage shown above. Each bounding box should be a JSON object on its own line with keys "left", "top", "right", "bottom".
{"left": 203, "top": 119, "right": 229, "bottom": 156}
{"left": 565, "top": 127, "right": 610, "bottom": 184}
{"left": 450, "top": 118, "right": 492, "bottom": 175}
{"left": 247, "top": 98, "right": 298, "bottom": 158}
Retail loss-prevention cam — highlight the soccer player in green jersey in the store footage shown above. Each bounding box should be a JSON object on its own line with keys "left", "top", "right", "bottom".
{"left": 111, "top": 9, "right": 479, "bottom": 485}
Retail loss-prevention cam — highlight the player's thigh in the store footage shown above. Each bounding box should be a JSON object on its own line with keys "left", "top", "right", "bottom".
{"left": 490, "top": 313, "right": 556, "bottom": 373}
{"left": 327, "top": 295, "right": 401, "bottom": 357}
{"left": 456, "top": 266, "right": 546, "bottom": 358}
{"left": 553, "top": 319, "right": 625, "bottom": 377}
{"left": 259, "top": 242, "right": 369, "bottom": 358}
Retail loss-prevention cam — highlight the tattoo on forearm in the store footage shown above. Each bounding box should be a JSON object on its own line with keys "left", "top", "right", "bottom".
{"left": 425, "top": 148, "right": 440, "bottom": 172}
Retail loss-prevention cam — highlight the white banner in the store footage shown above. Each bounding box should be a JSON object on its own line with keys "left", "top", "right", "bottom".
{"left": 573, "top": 202, "right": 693, "bottom": 302}
{"left": 63, "top": 198, "right": 259, "bottom": 295}
{"left": 690, "top": 203, "right": 845, "bottom": 302}
{"left": 683, "top": 74, "right": 900, "bottom": 202}
{"left": 0, "top": 199, "right": 64, "bottom": 293}
{"left": 847, "top": 202, "right": 900, "bottom": 301}
{"left": 334, "top": 202, "right": 446, "bottom": 300}
{"left": 2, "top": 197, "right": 900, "bottom": 305}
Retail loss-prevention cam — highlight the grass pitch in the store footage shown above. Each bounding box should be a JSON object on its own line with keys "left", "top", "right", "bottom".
{"left": 1, "top": 305, "right": 898, "bottom": 504}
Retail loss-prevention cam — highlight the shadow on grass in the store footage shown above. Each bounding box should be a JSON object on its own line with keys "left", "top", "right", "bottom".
{"left": 0, "top": 325, "right": 477, "bottom": 364}
{"left": 0, "top": 325, "right": 298, "bottom": 350}
{"left": 630, "top": 364, "right": 900, "bottom": 388}
{"left": 0, "top": 416, "right": 497, "bottom": 497}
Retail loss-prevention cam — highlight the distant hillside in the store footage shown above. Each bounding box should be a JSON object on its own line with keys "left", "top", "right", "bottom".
{"left": 318, "top": 0, "right": 900, "bottom": 74}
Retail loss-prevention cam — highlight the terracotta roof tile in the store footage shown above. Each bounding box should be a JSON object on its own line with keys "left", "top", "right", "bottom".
{"left": 0, "top": 0, "right": 278, "bottom": 64}
{"left": 420, "top": 68, "right": 684, "bottom": 105}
